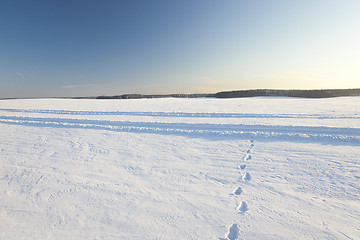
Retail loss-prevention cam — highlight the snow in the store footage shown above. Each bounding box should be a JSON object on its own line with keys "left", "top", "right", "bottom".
{"left": 0, "top": 97, "right": 359, "bottom": 239}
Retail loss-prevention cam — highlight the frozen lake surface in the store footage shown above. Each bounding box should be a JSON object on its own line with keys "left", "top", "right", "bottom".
{"left": 0, "top": 97, "right": 359, "bottom": 239}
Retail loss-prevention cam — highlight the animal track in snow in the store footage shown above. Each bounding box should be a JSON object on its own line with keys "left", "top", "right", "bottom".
{"left": 233, "top": 187, "right": 243, "bottom": 196}
{"left": 237, "top": 201, "right": 249, "bottom": 212}
{"left": 242, "top": 172, "right": 251, "bottom": 181}
{"left": 239, "top": 164, "right": 246, "bottom": 170}
{"left": 246, "top": 149, "right": 250, "bottom": 154}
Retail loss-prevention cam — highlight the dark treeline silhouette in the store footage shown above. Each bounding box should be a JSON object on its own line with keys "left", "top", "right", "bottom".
{"left": 96, "top": 93, "right": 214, "bottom": 99}
{"left": 214, "top": 89, "right": 360, "bottom": 98}
{"left": 2, "top": 89, "right": 359, "bottom": 100}
{"left": 95, "top": 89, "right": 360, "bottom": 99}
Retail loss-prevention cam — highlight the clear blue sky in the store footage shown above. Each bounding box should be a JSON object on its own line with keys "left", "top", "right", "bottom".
{"left": 1, "top": 0, "right": 359, "bottom": 97}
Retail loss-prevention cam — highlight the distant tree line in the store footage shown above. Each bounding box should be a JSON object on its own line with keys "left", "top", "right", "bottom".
{"left": 95, "top": 89, "right": 360, "bottom": 99}
{"left": 96, "top": 93, "right": 214, "bottom": 99}
{"left": 214, "top": 89, "right": 360, "bottom": 98}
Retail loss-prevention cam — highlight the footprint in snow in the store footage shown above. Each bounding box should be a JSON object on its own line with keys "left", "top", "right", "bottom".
{"left": 237, "top": 201, "right": 249, "bottom": 212}
{"left": 219, "top": 224, "right": 240, "bottom": 240}
{"left": 232, "top": 187, "right": 243, "bottom": 196}
{"left": 242, "top": 172, "right": 251, "bottom": 181}
{"left": 244, "top": 154, "right": 252, "bottom": 161}
{"left": 239, "top": 164, "right": 246, "bottom": 170}
{"left": 246, "top": 149, "right": 250, "bottom": 154}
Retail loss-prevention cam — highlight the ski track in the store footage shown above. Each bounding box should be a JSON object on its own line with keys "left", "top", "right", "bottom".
{"left": 0, "top": 115, "right": 359, "bottom": 145}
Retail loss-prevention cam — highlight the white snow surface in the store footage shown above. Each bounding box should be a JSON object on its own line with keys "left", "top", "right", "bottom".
{"left": 0, "top": 97, "right": 359, "bottom": 240}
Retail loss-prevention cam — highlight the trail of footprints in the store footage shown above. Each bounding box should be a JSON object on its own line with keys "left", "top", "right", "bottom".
{"left": 236, "top": 140, "right": 253, "bottom": 212}
{"left": 221, "top": 140, "right": 254, "bottom": 240}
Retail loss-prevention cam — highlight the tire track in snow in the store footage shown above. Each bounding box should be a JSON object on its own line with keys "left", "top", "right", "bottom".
{"left": 1, "top": 108, "right": 358, "bottom": 119}
{"left": 0, "top": 116, "right": 359, "bottom": 144}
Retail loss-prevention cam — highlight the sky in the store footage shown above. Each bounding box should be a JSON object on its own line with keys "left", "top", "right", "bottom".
{"left": 1, "top": 0, "right": 359, "bottom": 98}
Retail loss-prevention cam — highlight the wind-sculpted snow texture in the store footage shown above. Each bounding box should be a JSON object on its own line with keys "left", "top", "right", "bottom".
{"left": 0, "top": 97, "right": 359, "bottom": 239}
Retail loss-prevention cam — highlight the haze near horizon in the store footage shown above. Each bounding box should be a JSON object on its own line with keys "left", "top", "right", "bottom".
{"left": 1, "top": 0, "right": 359, "bottom": 98}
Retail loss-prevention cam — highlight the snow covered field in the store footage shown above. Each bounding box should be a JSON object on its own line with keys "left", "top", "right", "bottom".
{"left": 0, "top": 97, "right": 359, "bottom": 240}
